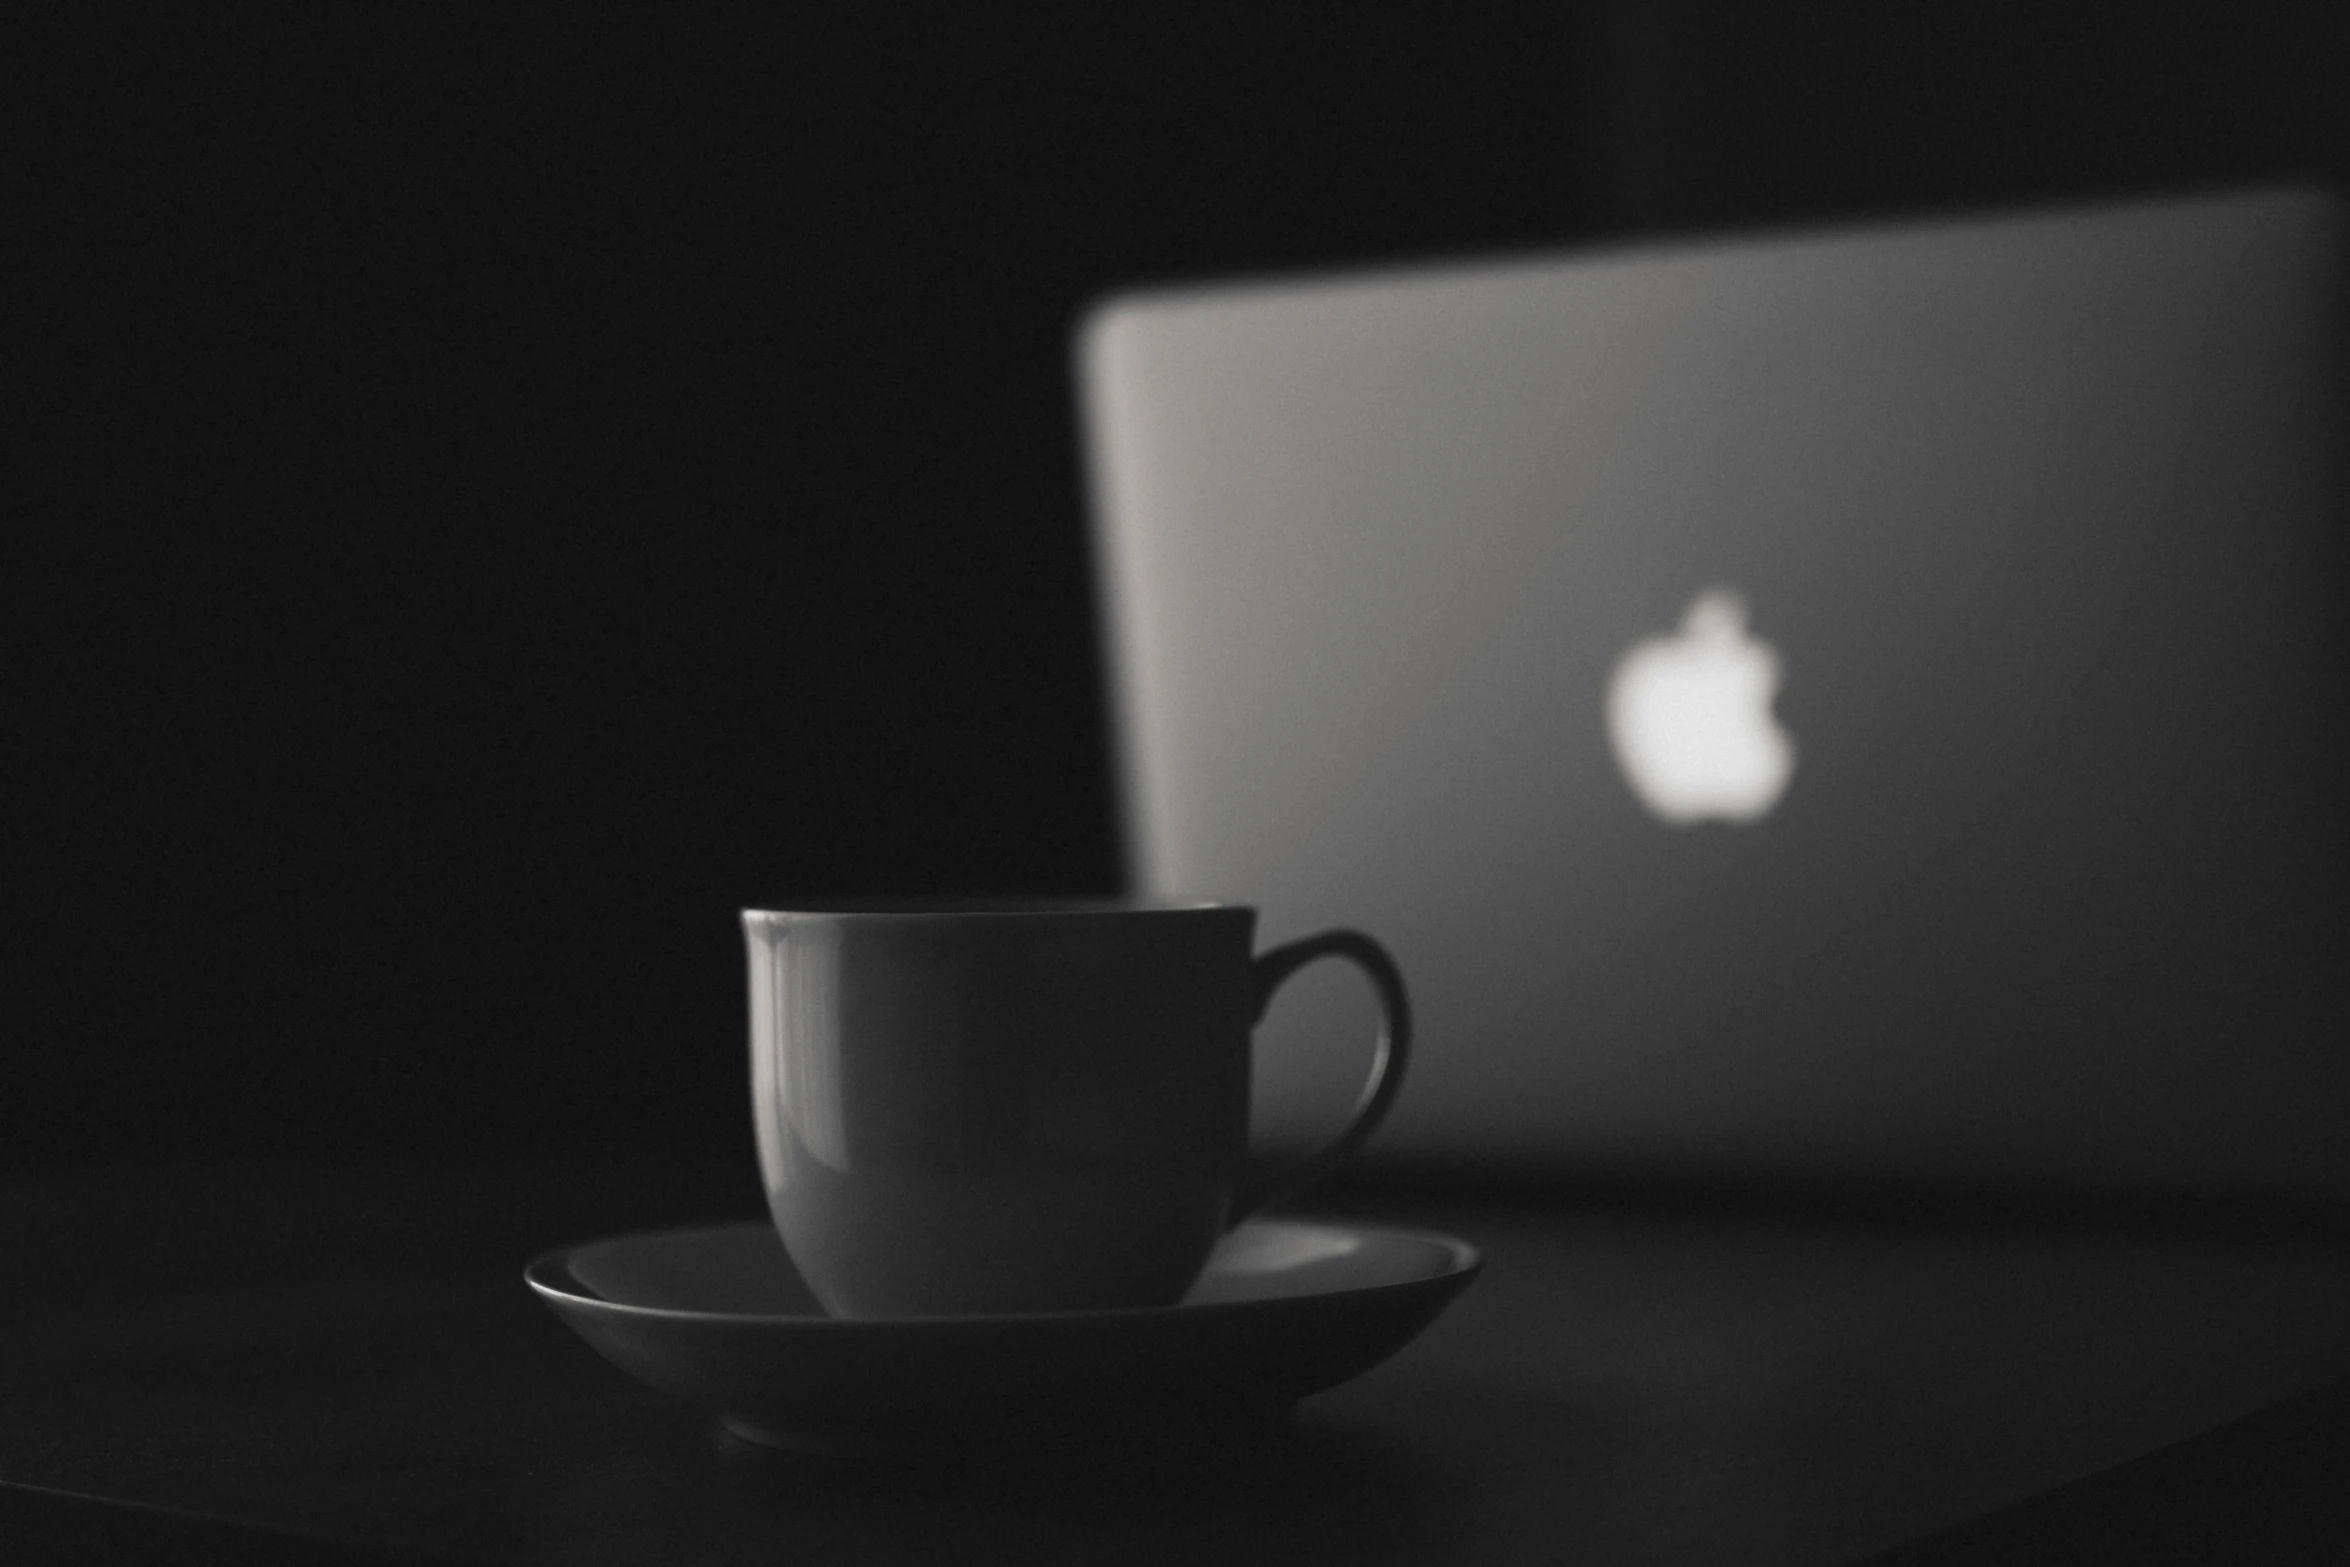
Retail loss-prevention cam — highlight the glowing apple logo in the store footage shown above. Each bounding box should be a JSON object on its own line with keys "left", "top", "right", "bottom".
{"left": 1606, "top": 588, "right": 1795, "bottom": 825}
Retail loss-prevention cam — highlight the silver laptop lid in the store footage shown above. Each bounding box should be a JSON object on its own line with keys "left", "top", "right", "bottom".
{"left": 1079, "top": 188, "right": 2350, "bottom": 1199}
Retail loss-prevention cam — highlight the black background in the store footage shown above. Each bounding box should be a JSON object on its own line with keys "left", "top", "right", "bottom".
{"left": 12, "top": 3, "right": 2349, "bottom": 1175}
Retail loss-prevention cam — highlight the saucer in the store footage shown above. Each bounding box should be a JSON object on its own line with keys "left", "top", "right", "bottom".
{"left": 526, "top": 1217, "right": 1481, "bottom": 1455}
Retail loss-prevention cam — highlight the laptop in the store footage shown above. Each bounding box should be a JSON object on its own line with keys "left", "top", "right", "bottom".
{"left": 1077, "top": 187, "right": 2350, "bottom": 1202}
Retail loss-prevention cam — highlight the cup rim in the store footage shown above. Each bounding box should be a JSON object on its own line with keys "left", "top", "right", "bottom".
{"left": 742, "top": 898, "right": 1245, "bottom": 926}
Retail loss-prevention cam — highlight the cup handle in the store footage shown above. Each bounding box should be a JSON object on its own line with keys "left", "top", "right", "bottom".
{"left": 1228, "top": 929, "right": 1412, "bottom": 1224}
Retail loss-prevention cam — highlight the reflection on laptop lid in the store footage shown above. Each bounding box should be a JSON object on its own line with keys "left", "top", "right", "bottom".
{"left": 1079, "top": 188, "right": 2350, "bottom": 1201}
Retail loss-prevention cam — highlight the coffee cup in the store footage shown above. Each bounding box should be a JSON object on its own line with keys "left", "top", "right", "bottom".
{"left": 741, "top": 901, "right": 1409, "bottom": 1319}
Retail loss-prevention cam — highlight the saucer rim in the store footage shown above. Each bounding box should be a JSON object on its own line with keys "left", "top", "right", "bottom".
{"left": 524, "top": 1216, "right": 1483, "bottom": 1329}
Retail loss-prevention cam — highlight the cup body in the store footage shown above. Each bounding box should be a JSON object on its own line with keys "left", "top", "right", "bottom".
{"left": 743, "top": 903, "right": 1257, "bottom": 1318}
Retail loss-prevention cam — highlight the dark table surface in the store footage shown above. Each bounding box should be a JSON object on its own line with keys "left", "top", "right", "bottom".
{"left": 3, "top": 1158, "right": 2347, "bottom": 1566}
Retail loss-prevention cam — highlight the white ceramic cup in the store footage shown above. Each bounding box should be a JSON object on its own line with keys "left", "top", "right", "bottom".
{"left": 742, "top": 901, "right": 1410, "bottom": 1319}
